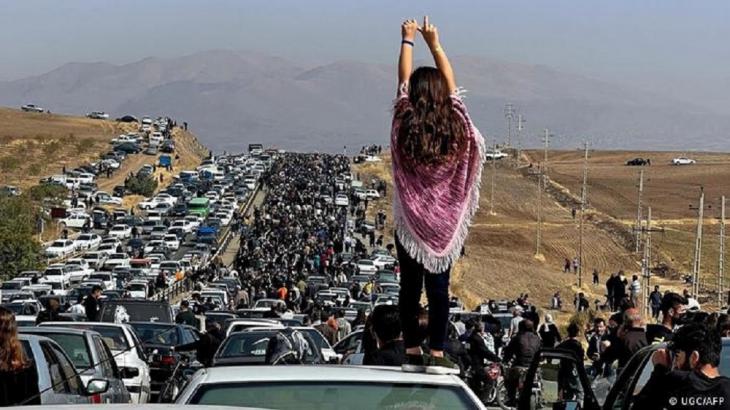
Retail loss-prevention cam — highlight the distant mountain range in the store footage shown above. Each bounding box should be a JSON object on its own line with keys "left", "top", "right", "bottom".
{"left": 1, "top": 49, "right": 728, "bottom": 152}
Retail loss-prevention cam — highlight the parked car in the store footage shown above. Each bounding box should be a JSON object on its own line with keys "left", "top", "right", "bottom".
{"left": 16, "top": 334, "right": 110, "bottom": 405}
{"left": 626, "top": 157, "right": 650, "bottom": 166}
{"left": 39, "top": 322, "right": 152, "bottom": 404}
{"left": 74, "top": 233, "right": 102, "bottom": 250}
{"left": 59, "top": 213, "right": 91, "bottom": 230}
{"left": 21, "top": 104, "right": 45, "bottom": 112}
{"left": 87, "top": 111, "right": 110, "bottom": 120}
{"left": 672, "top": 157, "right": 696, "bottom": 165}
{"left": 485, "top": 149, "right": 508, "bottom": 160}
{"left": 20, "top": 327, "right": 132, "bottom": 404}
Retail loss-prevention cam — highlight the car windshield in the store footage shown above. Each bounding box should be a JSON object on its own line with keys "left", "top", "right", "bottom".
{"left": 130, "top": 323, "right": 179, "bottom": 345}
{"left": 1, "top": 282, "right": 22, "bottom": 290}
{"left": 189, "top": 382, "right": 474, "bottom": 409}
{"left": 59, "top": 324, "right": 130, "bottom": 351}
{"left": 128, "top": 283, "right": 146, "bottom": 291}
{"left": 218, "top": 331, "right": 277, "bottom": 358}
{"left": 100, "top": 302, "right": 171, "bottom": 323}
{"left": 299, "top": 328, "right": 329, "bottom": 350}
{"left": 89, "top": 274, "right": 110, "bottom": 281}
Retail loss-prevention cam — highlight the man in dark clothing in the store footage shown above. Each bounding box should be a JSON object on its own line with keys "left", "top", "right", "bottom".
{"left": 174, "top": 323, "right": 224, "bottom": 367}
{"left": 646, "top": 292, "right": 687, "bottom": 344}
{"left": 363, "top": 305, "right": 405, "bottom": 367}
{"left": 35, "top": 299, "right": 67, "bottom": 325}
{"left": 467, "top": 321, "right": 501, "bottom": 381}
{"left": 556, "top": 323, "right": 586, "bottom": 401}
{"left": 175, "top": 300, "right": 196, "bottom": 327}
{"left": 575, "top": 292, "right": 590, "bottom": 312}
{"left": 504, "top": 319, "right": 541, "bottom": 405}
{"left": 635, "top": 322, "right": 730, "bottom": 410}
{"left": 649, "top": 285, "right": 662, "bottom": 320}
{"left": 84, "top": 285, "right": 103, "bottom": 322}
{"left": 603, "top": 308, "right": 648, "bottom": 369}
{"left": 586, "top": 318, "right": 610, "bottom": 377}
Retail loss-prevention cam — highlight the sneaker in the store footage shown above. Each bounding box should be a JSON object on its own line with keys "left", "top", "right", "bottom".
{"left": 401, "top": 354, "right": 427, "bottom": 373}
{"left": 425, "top": 355, "right": 460, "bottom": 375}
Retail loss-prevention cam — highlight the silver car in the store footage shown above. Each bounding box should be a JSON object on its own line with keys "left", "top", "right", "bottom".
{"left": 18, "top": 334, "right": 110, "bottom": 405}
{"left": 21, "top": 327, "right": 132, "bottom": 403}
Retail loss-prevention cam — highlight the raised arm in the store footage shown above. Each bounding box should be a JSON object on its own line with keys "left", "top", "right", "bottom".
{"left": 419, "top": 16, "right": 457, "bottom": 93}
{"left": 398, "top": 19, "right": 418, "bottom": 87}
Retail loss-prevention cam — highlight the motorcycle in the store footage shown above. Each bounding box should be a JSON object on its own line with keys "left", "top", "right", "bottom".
{"left": 500, "top": 366, "right": 544, "bottom": 410}
{"left": 465, "top": 362, "right": 507, "bottom": 406}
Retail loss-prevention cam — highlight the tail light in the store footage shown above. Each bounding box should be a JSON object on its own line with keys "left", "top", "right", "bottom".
{"left": 160, "top": 355, "right": 177, "bottom": 366}
{"left": 90, "top": 393, "right": 102, "bottom": 404}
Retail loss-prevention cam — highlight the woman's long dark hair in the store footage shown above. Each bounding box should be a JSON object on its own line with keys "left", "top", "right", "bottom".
{"left": 0, "top": 307, "right": 27, "bottom": 372}
{"left": 397, "top": 67, "right": 466, "bottom": 165}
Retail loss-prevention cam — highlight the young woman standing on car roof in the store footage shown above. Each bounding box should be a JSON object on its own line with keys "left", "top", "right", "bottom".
{"left": 392, "top": 16, "right": 485, "bottom": 373}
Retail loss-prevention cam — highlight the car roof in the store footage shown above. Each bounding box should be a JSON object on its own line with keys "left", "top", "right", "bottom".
{"left": 21, "top": 326, "right": 94, "bottom": 337}
{"left": 192, "top": 365, "right": 463, "bottom": 385}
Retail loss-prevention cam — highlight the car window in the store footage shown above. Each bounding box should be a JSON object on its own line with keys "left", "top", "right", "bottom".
{"left": 40, "top": 341, "right": 72, "bottom": 394}
{"left": 220, "top": 333, "right": 275, "bottom": 357}
{"left": 93, "top": 336, "right": 117, "bottom": 378}
{"left": 190, "top": 382, "right": 475, "bottom": 409}
{"left": 43, "top": 333, "right": 92, "bottom": 371}
{"left": 49, "top": 342, "right": 84, "bottom": 394}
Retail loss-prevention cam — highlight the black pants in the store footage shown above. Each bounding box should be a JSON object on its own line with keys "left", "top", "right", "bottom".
{"left": 396, "top": 235, "right": 451, "bottom": 351}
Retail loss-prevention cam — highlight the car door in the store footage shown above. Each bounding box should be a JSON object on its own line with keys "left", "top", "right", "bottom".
{"left": 40, "top": 340, "right": 89, "bottom": 404}
{"left": 93, "top": 335, "right": 130, "bottom": 403}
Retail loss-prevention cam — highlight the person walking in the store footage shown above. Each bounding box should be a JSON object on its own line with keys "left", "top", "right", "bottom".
{"left": 392, "top": 16, "right": 485, "bottom": 373}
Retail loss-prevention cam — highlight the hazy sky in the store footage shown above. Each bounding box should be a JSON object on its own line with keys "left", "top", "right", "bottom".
{"left": 2, "top": 0, "right": 729, "bottom": 106}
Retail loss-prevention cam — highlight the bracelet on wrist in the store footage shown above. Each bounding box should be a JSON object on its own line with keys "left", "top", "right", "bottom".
{"left": 401, "top": 39, "right": 414, "bottom": 47}
{"left": 431, "top": 45, "right": 443, "bottom": 53}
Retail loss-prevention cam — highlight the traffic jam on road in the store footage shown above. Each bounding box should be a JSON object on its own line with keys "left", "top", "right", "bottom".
{"left": 2, "top": 144, "right": 730, "bottom": 409}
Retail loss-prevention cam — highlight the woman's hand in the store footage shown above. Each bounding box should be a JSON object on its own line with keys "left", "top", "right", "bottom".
{"left": 418, "top": 16, "right": 440, "bottom": 50}
{"left": 401, "top": 19, "right": 419, "bottom": 42}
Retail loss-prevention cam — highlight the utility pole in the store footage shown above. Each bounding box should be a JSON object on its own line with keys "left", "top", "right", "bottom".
{"left": 489, "top": 136, "right": 497, "bottom": 215}
{"left": 542, "top": 129, "right": 550, "bottom": 177}
{"left": 690, "top": 187, "right": 706, "bottom": 298}
{"left": 534, "top": 163, "right": 545, "bottom": 258}
{"left": 578, "top": 142, "right": 589, "bottom": 287}
{"left": 504, "top": 104, "right": 515, "bottom": 147}
{"left": 633, "top": 207, "right": 664, "bottom": 318}
{"left": 720, "top": 196, "right": 726, "bottom": 309}
{"left": 635, "top": 170, "right": 644, "bottom": 254}
{"left": 516, "top": 114, "right": 525, "bottom": 163}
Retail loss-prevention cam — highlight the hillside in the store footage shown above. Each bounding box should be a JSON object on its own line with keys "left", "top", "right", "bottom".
{"left": 2, "top": 50, "right": 730, "bottom": 152}
{"left": 0, "top": 107, "right": 208, "bottom": 193}
{"left": 353, "top": 152, "right": 705, "bottom": 323}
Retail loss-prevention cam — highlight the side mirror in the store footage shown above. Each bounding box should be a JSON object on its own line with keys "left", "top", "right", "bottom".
{"left": 86, "top": 379, "right": 109, "bottom": 395}
{"left": 120, "top": 367, "right": 140, "bottom": 379}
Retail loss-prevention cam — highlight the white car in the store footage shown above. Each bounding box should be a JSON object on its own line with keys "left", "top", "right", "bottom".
{"left": 335, "top": 194, "right": 349, "bottom": 207}
{"left": 21, "top": 103, "right": 45, "bottom": 113}
{"left": 94, "top": 191, "right": 123, "bottom": 205}
{"left": 58, "top": 213, "right": 90, "bottom": 230}
{"left": 175, "top": 366, "right": 483, "bottom": 408}
{"left": 170, "top": 219, "right": 195, "bottom": 233}
{"left": 87, "top": 111, "right": 110, "bottom": 119}
{"left": 155, "top": 193, "right": 178, "bottom": 206}
{"left": 74, "top": 233, "right": 102, "bottom": 250}
{"left": 127, "top": 280, "right": 149, "bottom": 299}
{"left": 101, "top": 158, "right": 121, "bottom": 169}
{"left": 88, "top": 272, "right": 115, "bottom": 290}
{"left": 43, "top": 264, "right": 73, "bottom": 283}
{"left": 365, "top": 189, "right": 381, "bottom": 200}
{"left": 45, "top": 239, "right": 77, "bottom": 258}
{"left": 184, "top": 215, "right": 202, "bottom": 229}
{"left": 97, "top": 243, "right": 118, "bottom": 257}
{"left": 163, "top": 234, "right": 180, "bottom": 251}
{"left": 356, "top": 259, "right": 378, "bottom": 274}
{"left": 143, "top": 240, "right": 166, "bottom": 255}
{"left": 64, "top": 259, "right": 94, "bottom": 284}
{"left": 672, "top": 157, "right": 696, "bottom": 165}
{"left": 372, "top": 254, "right": 397, "bottom": 269}
{"left": 214, "top": 211, "right": 232, "bottom": 226}
{"left": 485, "top": 149, "right": 509, "bottom": 160}
{"left": 39, "top": 322, "right": 152, "bottom": 404}
{"left": 365, "top": 155, "right": 382, "bottom": 162}
{"left": 103, "top": 253, "right": 130, "bottom": 270}
{"left": 109, "top": 224, "right": 132, "bottom": 239}
{"left": 39, "top": 276, "right": 70, "bottom": 296}
{"left": 81, "top": 251, "right": 107, "bottom": 269}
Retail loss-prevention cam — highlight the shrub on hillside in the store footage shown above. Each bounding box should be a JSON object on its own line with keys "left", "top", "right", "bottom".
{"left": 0, "top": 195, "right": 43, "bottom": 280}
{"left": 126, "top": 174, "right": 158, "bottom": 197}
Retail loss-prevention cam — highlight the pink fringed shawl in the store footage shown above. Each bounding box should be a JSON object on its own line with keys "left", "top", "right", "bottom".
{"left": 391, "top": 85, "right": 486, "bottom": 273}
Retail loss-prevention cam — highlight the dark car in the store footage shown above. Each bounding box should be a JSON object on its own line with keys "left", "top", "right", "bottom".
{"left": 626, "top": 158, "right": 649, "bottom": 166}
{"left": 170, "top": 203, "right": 188, "bottom": 217}
{"left": 160, "top": 141, "right": 175, "bottom": 153}
{"left": 114, "top": 142, "right": 142, "bottom": 154}
{"left": 128, "top": 322, "right": 200, "bottom": 400}
{"left": 100, "top": 300, "right": 174, "bottom": 324}
{"left": 113, "top": 185, "right": 126, "bottom": 197}
{"left": 212, "top": 329, "right": 282, "bottom": 366}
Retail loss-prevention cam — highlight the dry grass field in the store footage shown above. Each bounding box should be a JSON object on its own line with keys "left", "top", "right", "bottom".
{"left": 353, "top": 149, "right": 725, "bottom": 326}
